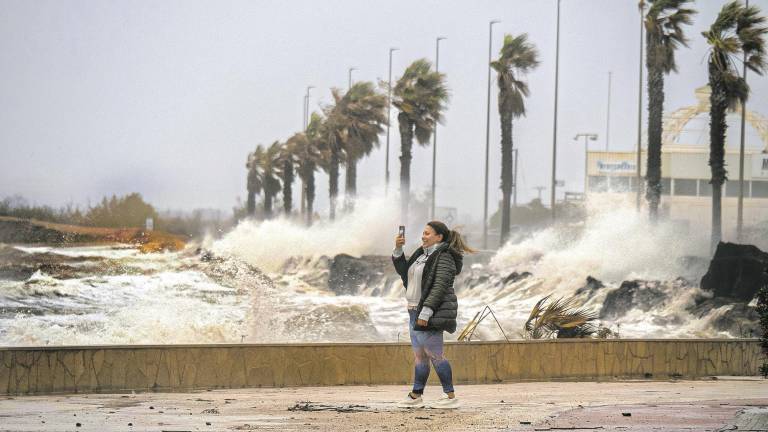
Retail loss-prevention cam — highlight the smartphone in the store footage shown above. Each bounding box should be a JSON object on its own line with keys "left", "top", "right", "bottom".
{"left": 398, "top": 225, "right": 405, "bottom": 238}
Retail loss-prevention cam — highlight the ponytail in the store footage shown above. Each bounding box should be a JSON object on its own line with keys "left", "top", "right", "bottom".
{"left": 427, "top": 220, "right": 477, "bottom": 254}
{"left": 448, "top": 229, "right": 477, "bottom": 254}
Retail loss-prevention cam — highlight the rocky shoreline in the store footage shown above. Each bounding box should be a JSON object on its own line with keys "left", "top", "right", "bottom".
{"left": 0, "top": 216, "right": 185, "bottom": 252}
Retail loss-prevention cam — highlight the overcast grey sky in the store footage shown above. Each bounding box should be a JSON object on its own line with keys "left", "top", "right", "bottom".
{"left": 2, "top": 0, "right": 768, "bottom": 220}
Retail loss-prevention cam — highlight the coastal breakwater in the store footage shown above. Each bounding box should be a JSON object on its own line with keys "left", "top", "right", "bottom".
{"left": 1, "top": 339, "right": 763, "bottom": 395}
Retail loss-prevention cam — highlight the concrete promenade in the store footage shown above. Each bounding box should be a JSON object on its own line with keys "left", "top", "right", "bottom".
{"left": 0, "top": 378, "right": 766, "bottom": 431}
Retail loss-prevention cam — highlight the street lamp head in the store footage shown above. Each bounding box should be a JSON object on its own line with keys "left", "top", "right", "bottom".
{"left": 390, "top": 47, "right": 399, "bottom": 52}
{"left": 574, "top": 132, "right": 599, "bottom": 141}
{"left": 490, "top": 19, "right": 500, "bottom": 25}
{"left": 437, "top": 36, "right": 447, "bottom": 41}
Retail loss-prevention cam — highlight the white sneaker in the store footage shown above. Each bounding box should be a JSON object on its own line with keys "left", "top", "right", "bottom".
{"left": 428, "top": 393, "right": 460, "bottom": 409}
{"left": 396, "top": 393, "right": 425, "bottom": 408}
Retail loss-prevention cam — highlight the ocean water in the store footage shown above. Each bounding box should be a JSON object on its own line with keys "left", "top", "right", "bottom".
{"left": 0, "top": 196, "right": 742, "bottom": 346}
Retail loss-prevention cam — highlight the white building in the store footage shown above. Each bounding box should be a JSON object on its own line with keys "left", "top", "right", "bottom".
{"left": 586, "top": 86, "right": 768, "bottom": 240}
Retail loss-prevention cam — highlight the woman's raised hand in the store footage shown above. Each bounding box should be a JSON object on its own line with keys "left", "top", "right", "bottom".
{"left": 395, "top": 234, "right": 405, "bottom": 249}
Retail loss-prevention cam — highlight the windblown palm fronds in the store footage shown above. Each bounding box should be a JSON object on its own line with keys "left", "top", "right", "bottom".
{"left": 524, "top": 295, "right": 598, "bottom": 339}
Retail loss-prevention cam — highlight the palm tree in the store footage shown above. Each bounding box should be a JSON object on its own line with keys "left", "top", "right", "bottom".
{"left": 276, "top": 140, "right": 297, "bottom": 216}
{"left": 392, "top": 59, "right": 450, "bottom": 223}
{"left": 290, "top": 113, "right": 325, "bottom": 226}
{"left": 319, "top": 93, "right": 347, "bottom": 221}
{"left": 340, "top": 82, "right": 388, "bottom": 212}
{"left": 491, "top": 33, "right": 540, "bottom": 245}
{"left": 644, "top": 0, "right": 696, "bottom": 222}
{"left": 703, "top": 1, "right": 767, "bottom": 250}
{"left": 248, "top": 142, "right": 282, "bottom": 219}
{"left": 245, "top": 147, "right": 264, "bottom": 217}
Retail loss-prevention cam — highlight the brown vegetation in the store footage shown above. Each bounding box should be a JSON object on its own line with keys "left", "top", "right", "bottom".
{"left": 0, "top": 216, "right": 185, "bottom": 253}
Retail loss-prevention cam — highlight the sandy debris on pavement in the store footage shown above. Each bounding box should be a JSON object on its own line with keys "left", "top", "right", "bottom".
{"left": 0, "top": 377, "right": 766, "bottom": 431}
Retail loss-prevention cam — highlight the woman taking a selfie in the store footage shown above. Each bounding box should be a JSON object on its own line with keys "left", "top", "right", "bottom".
{"left": 392, "top": 220, "right": 475, "bottom": 409}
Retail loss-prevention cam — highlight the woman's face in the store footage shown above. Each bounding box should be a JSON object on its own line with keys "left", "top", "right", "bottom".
{"left": 421, "top": 225, "right": 443, "bottom": 248}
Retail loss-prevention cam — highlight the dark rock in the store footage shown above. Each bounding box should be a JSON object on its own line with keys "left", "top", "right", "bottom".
{"left": 700, "top": 242, "right": 768, "bottom": 302}
{"left": 502, "top": 271, "right": 532, "bottom": 285}
{"left": 688, "top": 298, "right": 760, "bottom": 336}
{"left": 600, "top": 280, "right": 667, "bottom": 320}
{"left": 196, "top": 248, "right": 215, "bottom": 262}
{"left": 576, "top": 276, "right": 604, "bottom": 296}
{"left": 0, "top": 244, "right": 137, "bottom": 281}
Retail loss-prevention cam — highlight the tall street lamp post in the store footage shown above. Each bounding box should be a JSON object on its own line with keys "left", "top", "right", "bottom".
{"left": 301, "top": 85, "right": 314, "bottom": 216}
{"left": 550, "top": 0, "right": 562, "bottom": 221}
{"left": 574, "top": 133, "right": 598, "bottom": 194}
{"left": 348, "top": 67, "right": 356, "bottom": 90}
{"left": 636, "top": 0, "right": 646, "bottom": 211}
{"left": 431, "top": 37, "right": 446, "bottom": 220}
{"left": 303, "top": 86, "right": 314, "bottom": 129}
{"left": 483, "top": 19, "right": 500, "bottom": 250}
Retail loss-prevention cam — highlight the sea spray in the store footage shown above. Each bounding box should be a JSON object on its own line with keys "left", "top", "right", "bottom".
{"left": 0, "top": 196, "right": 757, "bottom": 345}
{"left": 211, "top": 196, "right": 402, "bottom": 272}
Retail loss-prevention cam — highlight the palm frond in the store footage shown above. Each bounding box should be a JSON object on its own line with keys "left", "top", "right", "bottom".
{"left": 646, "top": 0, "right": 696, "bottom": 73}
{"left": 493, "top": 33, "right": 539, "bottom": 119}
{"left": 392, "top": 58, "right": 450, "bottom": 146}
{"left": 705, "top": 0, "right": 768, "bottom": 104}
{"left": 523, "top": 296, "right": 598, "bottom": 339}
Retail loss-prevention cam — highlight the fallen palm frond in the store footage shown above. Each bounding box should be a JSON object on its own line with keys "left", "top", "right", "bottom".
{"left": 524, "top": 295, "right": 598, "bottom": 339}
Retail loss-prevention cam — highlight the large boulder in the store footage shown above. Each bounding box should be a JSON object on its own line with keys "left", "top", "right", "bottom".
{"left": 700, "top": 242, "right": 768, "bottom": 302}
{"left": 687, "top": 297, "right": 761, "bottom": 337}
{"left": 0, "top": 244, "right": 105, "bottom": 280}
{"left": 600, "top": 280, "right": 667, "bottom": 320}
{"left": 575, "top": 276, "right": 605, "bottom": 297}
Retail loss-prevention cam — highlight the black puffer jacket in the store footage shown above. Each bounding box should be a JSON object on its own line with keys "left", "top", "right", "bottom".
{"left": 392, "top": 242, "right": 464, "bottom": 333}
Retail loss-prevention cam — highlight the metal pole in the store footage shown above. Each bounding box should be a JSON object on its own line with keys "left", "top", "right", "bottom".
{"left": 584, "top": 135, "right": 589, "bottom": 193}
{"left": 483, "top": 20, "right": 500, "bottom": 250}
{"left": 737, "top": 0, "right": 750, "bottom": 241}
{"left": 606, "top": 71, "right": 612, "bottom": 151}
{"left": 550, "top": 0, "right": 561, "bottom": 220}
{"left": 575, "top": 133, "right": 597, "bottom": 195}
{"left": 301, "top": 86, "right": 313, "bottom": 216}
{"left": 348, "top": 67, "right": 356, "bottom": 90}
{"left": 534, "top": 186, "right": 545, "bottom": 202}
{"left": 304, "top": 86, "right": 313, "bottom": 129}
{"left": 385, "top": 48, "right": 398, "bottom": 197}
{"left": 300, "top": 89, "right": 309, "bottom": 216}
{"left": 636, "top": 0, "right": 645, "bottom": 211}
{"left": 432, "top": 37, "right": 445, "bottom": 220}
{"left": 513, "top": 149, "right": 519, "bottom": 207}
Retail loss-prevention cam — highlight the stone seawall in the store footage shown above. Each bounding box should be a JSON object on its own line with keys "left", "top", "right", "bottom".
{"left": 1, "top": 339, "right": 763, "bottom": 395}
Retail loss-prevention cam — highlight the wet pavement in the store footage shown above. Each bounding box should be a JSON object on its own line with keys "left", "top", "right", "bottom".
{"left": 0, "top": 377, "right": 765, "bottom": 431}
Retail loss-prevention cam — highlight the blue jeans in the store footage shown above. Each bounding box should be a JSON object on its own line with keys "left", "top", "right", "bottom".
{"left": 408, "top": 308, "right": 454, "bottom": 394}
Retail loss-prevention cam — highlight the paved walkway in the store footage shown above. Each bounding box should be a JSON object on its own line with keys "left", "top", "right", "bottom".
{"left": 0, "top": 377, "right": 766, "bottom": 431}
